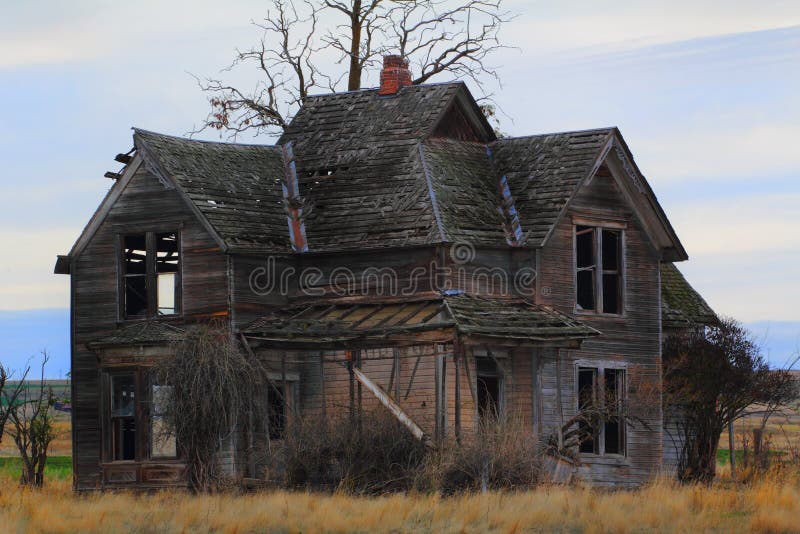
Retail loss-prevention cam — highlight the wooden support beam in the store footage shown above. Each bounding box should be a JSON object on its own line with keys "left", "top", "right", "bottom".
{"left": 454, "top": 339, "right": 462, "bottom": 442}
{"left": 463, "top": 347, "right": 478, "bottom": 405}
{"left": 393, "top": 348, "right": 400, "bottom": 400}
{"left": 320, "top": 351, "right": 327, "bottom": 421}
{"left": 348, "top": 350, "right": 355, "bottom": 422}
{"left": 434, "top": 345, "right": 446, "bottom": 443}
{"left": 352, "top": 367, "right": 432, "bottom": 447}
{"left": 404, "top": 355, "right": 422, "bottom": 400}
{"left": 355, "top": 349, "right": 362, "bottom": 427}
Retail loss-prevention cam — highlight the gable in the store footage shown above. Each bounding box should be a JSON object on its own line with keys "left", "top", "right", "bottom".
{"left": 493, "top": 128, "right": 687, "bottom": 262}
{"left": 134, "top": 129, "right": 290, "bottom": 252}
{"left": 491, "top": 129, "right": 613, "bottom": 247}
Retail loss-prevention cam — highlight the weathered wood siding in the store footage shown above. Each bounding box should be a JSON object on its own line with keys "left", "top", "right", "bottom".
{"left": 71, "top": 166, "right": 228, "bottom": 490}
{"left": 231, "top": 248, "right": 439, "bottom": 330}
{"left": 537, "top": 172, "right": 663, "bottom": 487}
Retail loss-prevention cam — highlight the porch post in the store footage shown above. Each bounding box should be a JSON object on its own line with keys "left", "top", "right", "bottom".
{"left": 454, "top": 337, "right": 463, "bottom": 442}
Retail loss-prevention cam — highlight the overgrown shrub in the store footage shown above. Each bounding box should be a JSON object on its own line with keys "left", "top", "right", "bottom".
{"left": 280, "top": 410, "right": 542, "bottom": 494}
{"left": 283, "top": 410, "right": 428, "bottom": 494}
{"left": 154, "top": 322, "right": 264, "bottom": 492}
{"left": 433, "top": 417, "right": 543, "bottom": 493}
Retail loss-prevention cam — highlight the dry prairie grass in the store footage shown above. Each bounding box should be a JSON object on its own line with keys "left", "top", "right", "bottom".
{"left": 0, "top": 471, "right": 798, "bottom": 533}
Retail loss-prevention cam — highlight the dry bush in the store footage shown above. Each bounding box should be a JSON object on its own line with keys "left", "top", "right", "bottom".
{"left": 282, "top": 409, "right": 429, "bottom": 494}
{"left": 154, "top": 321, "right": 264, "bottom": 492}
{"left": 280, "top": 410, "right": 542, "bottom": 494}
{"left": 431, "top": 416, "right": 543, "bottom": 494}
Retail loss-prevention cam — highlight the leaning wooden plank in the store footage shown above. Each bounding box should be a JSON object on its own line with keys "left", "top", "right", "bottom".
{"left": 352, "top": 367, "right": 433, "bottom": 447}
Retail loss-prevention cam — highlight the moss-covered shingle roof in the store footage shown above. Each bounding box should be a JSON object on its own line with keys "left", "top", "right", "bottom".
{"left": 661, "top": 263, "right": 718, "bottom": 329}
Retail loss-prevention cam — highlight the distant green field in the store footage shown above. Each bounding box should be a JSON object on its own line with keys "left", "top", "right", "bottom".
{"left": 0, "top": 456, "right": 71, "bottom": 480}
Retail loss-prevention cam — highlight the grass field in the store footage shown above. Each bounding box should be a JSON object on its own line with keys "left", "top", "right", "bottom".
{"left": 0, "top": 471, "right": 798, "bottom": 533}
{"left": 1, "top": 411, "right": 798, "bottom": 533}
{"left": 0, "top": 456, "right": 72, "bottom": 481}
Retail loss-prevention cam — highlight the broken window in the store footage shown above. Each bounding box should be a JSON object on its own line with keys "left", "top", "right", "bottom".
{"left": 123, "top": 235, "right": 148, "bottom": 317}
{"left": 576, "top": 366, "right": 626, "bottom": 456}
{"left": 156, "top": 233, "right": 179, "bottom": 315}
{"left": 476, "top": 357, "right": 502, "bottom": 423}
{"left": 575, "top": 225, "right": 623, "bottom": 314}
{"left": 121, "top": 231, "right": 180, "bottom": 318}
{"left": 111, "top": 374, "right": 137, "bottom": 461}
{"left": 150, "top": 384, "right": 176, "bottom": 458}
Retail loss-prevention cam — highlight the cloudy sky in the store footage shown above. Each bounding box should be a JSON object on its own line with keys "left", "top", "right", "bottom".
{"left": 1, "top": 0, "right": 799, "bottom": 372}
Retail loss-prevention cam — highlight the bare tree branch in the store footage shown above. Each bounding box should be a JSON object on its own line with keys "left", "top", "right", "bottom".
{"left": 194, "top": 0, "right": 514, "bottom": 139}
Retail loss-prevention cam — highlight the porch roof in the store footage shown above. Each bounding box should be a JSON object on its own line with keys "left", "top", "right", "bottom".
{"left": 89, "top": 321, "right": 185, "bottom": 348}
{"left": 241, "top": 293, "right": 600, "bottom": 348}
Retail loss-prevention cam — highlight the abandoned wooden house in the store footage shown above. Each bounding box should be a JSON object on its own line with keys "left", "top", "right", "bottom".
{"left": 55, "top": 55, "right": 717, "bottom": 490}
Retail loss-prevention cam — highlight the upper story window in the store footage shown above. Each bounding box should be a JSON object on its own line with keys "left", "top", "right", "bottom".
{"left": 121, "top": 231, "right": 180, "bottom": 319}
{"left": 575, "top": 225, "right": 622, "bottom": 314}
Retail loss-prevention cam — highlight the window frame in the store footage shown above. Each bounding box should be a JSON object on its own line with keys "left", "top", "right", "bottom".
{"left": 573, "top": 220, "right": 626, "bottom": 316}
{"left": 109, "top": 371, "right": 138, "bottom": 462}
{"left": 103, "top": 368, "right": 179, "bottom": 464}
{"left": 574, "top": 364, "right": 627, "bottom": 458}
{"left": 475, "top": 355, "right": 505, "bottom": 423}
{"left": 117, "top": 229, "right": 182, "bottom": 321}
{"left": 149, "top": 382, "right": 178, "bottom": 460}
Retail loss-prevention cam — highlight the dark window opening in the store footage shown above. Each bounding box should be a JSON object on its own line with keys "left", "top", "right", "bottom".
{"left": 123, "top": 235, "right": 148, "bottom": 317}
{"left": 111, "top": 374, "right": 137, "bottom": 461}
{"left": 577, "top": 366, "right": 626, "bottom": 456}
{"left": 575, "top": 225, "right": 623, "bottom": 314}
{"left": 476, "top": 357, "right": 502, "bottom": 422}
{"left": 577, "top": 368, "right": 598, "bottom": 454}
{"left": 121, "top": 231, "right": 180, "bottom": 319}
{"left": 601, "top": 229, "right": 621, "bottom": 314}
{"left": 604, "top": 369, "right": 625, "bottom": 455}
{"left": 267, "top": 383, "right": 287, "bottom": 440}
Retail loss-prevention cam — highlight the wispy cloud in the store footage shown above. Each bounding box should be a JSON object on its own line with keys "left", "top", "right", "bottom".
{"left": 637, "top": 122, "right": 800, "bottom": 183}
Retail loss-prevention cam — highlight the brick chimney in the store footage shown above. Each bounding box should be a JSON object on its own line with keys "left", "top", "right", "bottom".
{"left": 379, "top": 55, "right": 412, "bottom": 96}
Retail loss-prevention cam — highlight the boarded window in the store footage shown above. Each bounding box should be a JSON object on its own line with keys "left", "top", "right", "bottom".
{"left": 476, "top": 357, "right": 502, "bottom": 422}
{"left": 111, "top": 374, "right": 137, "bottom": 461}
{"left": 121, "top": 231, "right": 180, "bottom": 318}
{"left": 575, "top": 225, "right": 623, "bottom": 314}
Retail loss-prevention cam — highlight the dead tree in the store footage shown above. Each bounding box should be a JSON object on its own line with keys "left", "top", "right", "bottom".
{"left": 194, "top": 0, "right": 512, "bottom": 138}
{"left": 153, "top": 322, "right": 264, "bottom": 492}
{"left": 3, "top": 353, "right": 57, "bottom": 487}
{"left": 663, "top": 319, "right": 798, "bottom": 484}
{"left": 0, "top": 364, "right": 28, "bottom": 445}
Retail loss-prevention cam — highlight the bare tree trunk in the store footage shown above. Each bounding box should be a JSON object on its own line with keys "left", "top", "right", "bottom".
{"left": 347, "top": 0, "right": 363, "bottom": 90}
{"left": 728, "top": 419, "right": 736, "bottom": 475}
